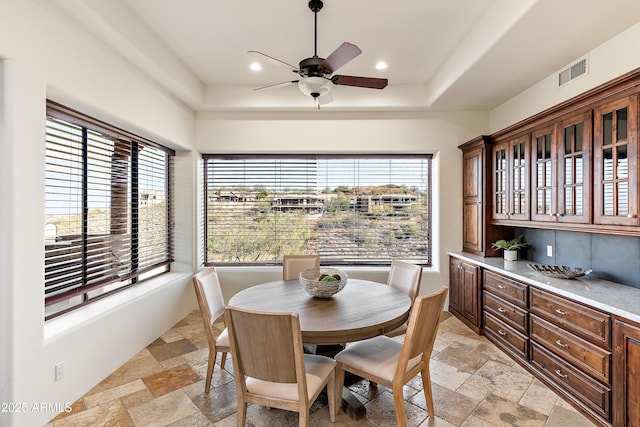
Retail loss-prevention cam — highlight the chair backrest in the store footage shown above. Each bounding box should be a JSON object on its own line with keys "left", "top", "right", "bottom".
{"left": 387, "top": 260, "right": 423, "bottom": 303}
{"left": 398, "top": 287, "right": 448, "bottom": 372}
{"left": 193, "top": 268, "right": 226, "bottom": 340}
{"left": 282, "top": 254, "right": 320, "bottom": 280}
{"left": 225, "top": 306, "right": 304, "bottom": 385}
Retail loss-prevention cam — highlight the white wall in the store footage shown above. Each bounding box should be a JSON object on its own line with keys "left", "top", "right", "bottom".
{"left": 490, "top": 21, "right": 640, "bottom": 132}
{"left": 0, "top": 1, "right": 197, "bottom": 425}
{"left": 0, "top": 59, "right": 10, "bottom": 419}
{"left": 195, "top": 110, "right": 489, "bottom": 299}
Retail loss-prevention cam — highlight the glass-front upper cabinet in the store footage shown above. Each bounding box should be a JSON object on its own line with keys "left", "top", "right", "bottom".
{"left": 492, "top": 134, "right": 530, "bottom": 221}
{"left": 558, "top": 111, "right": 592, "bottom": 224}
{"left": 531, "top": 126, "right": 556, "bottom": 222}
{"left": 594, "top": 94, "right": 639, "bottom": 226}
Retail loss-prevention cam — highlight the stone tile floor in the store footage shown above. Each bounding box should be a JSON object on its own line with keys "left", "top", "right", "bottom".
{"left": 46, "top": 311, "right": 596, "bottom": 426}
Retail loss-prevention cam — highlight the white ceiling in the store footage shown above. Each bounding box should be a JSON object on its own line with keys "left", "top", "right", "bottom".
{"left": 54, "top": 0, "right": 640, "bottom": 112}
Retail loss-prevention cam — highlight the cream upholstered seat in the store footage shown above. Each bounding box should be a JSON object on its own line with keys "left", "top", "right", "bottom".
{"left": 334, "top": 287, "right": 448, "bottom": 426}
{"left": 282, "top": 254, "right": 320, "bottom": 280}
{"left": 192, "top": 267, "right": 230, "bottom": 393}
{"left": 225, "top": 306, "right": 337, "bottom": 427}
{"left": 384, "top": 260, "right": 423, "bottom": 337}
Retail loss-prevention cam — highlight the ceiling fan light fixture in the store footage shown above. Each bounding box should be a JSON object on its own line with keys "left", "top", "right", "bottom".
{"left": 298, "top": 77, "right": 331, "bottom": 98}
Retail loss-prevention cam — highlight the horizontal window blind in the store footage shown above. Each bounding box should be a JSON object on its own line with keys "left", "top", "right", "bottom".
{"left": 203, "top": 155, "right": 431, "bottom": 266}
{"left": 45, "top": 101, "right": 174, "bottom": 319}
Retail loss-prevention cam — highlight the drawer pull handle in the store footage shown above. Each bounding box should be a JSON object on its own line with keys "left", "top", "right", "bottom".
{"left": 498, "top": 329, "right": 507, "bottom": 336}
{"left": 555, "top": 369, "right": 568, "bottom": 379}
{"left": 555, "top": 340, "right": 568, "bottom": 348}
{"left": 555, "top": 308, "right": 568, "bottom": 316}
{"left": 497, "top": 307, "right": 506, "bottom": 313}
{"left": 497, "top": 284, "right": 507, "bottom": 289}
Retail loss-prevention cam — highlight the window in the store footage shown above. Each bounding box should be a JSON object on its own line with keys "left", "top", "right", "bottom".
{"left": 45, "top": 101, "right": 174, "bottom": 320}
{"left": 203, "top": 155, "right": 431, "bottom": 266}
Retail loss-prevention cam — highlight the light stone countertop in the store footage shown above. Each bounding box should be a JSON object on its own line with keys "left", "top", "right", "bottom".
{"left": 449, "top": 252, "right": 640, "bottom": 325}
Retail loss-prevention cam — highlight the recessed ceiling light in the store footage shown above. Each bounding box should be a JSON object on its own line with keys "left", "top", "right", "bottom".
{"left": 250, "top": 62, "right": 262, "bottom": 71}
{"left": 375, "top": 61, "right": 388, "bottom": 71}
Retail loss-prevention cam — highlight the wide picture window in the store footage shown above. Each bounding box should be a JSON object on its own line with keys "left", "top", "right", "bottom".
{"left": 44, "top": 101, "right": 174, "bottom": 319}
{"left": 203, "top": 155, "right": 431, "bottom": 266}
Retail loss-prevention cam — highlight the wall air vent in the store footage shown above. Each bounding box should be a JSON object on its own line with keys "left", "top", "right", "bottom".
{"left": 558, "top": 56, "right": 588, "bottom": 86}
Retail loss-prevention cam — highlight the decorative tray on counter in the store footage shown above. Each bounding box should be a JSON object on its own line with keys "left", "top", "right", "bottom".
{"left": 527, "top": 264, "right": 592, "bottom": 279}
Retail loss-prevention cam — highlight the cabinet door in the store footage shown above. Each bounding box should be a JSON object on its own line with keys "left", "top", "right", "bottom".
{"left": 508, "top": 135, "right": 530, "bottom": 221}
{"left": 448, "top": 257, "right": 480, "bottom": 330}
{"left": 463, "top": 147, "right": 483, "bottom": 253}
{"left": 531, "top": 126, "right": 557, "bottom": 222}
{"left": 558, "top": 111, "right": 592, "bottom": 224}
{"left": 460, "top": 262, "right": 479, "bottom": 326}
{"left": 613, "top": 319, "right": 640, "bottom": 427}
{"left": 492, "top": 135, "right": 530, "bottom": 221}
{"left": 594, "top": 94, "right": 639, "bottom": 226}
{"left": 448, "top": 258, "right": 463, "bottom": 313}
{"left": 492, "top": 141, "right": 510, "bottom": 220}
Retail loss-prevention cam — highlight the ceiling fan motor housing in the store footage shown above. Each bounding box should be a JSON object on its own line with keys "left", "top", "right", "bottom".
{"left": 299, "top": 57, "right": 329, "bottom": 77}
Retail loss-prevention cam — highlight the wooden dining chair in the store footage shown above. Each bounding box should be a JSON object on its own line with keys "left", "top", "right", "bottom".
{"left": 282, "top": 254, "right": 320, "bottom": 280}
{"left": 384, "top": 260, "right": 423, "bottom": 337}
{"left": 192, "top": 267, "right": 230, "bottom": 393}
{"left": 225, "top": 306, "right": 337, "bottom": 427}
{"left": 334, "top": 287, "right": 448, "bottom": 426}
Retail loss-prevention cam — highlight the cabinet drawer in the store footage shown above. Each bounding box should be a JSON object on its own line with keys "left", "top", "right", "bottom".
{"left": 483, "top": 271, "right": 528, "bottom": 308}
{"left": 530, "top": 342, "right": 611, "bottom": 421}
{"left": 484, "top": 291, "right": 527, "bottom": 334}
{"left": 484, "top": 312, "right": 528, "bottom": 362}
{"left": 530, "top": 315, "right": 611, "bottom": 384}
{"left": 529, "top": 287, "right": 611, "bottom": 347}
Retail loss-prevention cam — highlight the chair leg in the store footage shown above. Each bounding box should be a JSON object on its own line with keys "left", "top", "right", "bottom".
{"left": 421, "top": 366, "right": 435, "bottom": 417}
{"left": 220, "top": 351, "right": 227, "bottom": 368}
{"left": 236, "top": 401, "right": 247, "bottom": 427}
{"left": 392, "top": 382, "right": 408, "bottom": 427}
{"left": 327, "top": 372, "right": 336, "bottom": 422}
{"left": 205, "top": 350, "right": 216, "bottom": 393}
{"left": 298, "top": 411, "right": 309, "bottom": 427}
{"left": 335, "top": 364, "right": 346, "bottom": 414}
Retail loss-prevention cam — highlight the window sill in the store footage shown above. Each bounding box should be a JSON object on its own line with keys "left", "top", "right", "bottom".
{"left": 43, "top": 271, "right": 191, "bottom": 342}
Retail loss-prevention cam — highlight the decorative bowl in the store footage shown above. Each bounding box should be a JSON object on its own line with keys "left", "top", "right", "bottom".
{"left": 299, "top": 267, "right": 348, "bottom": 298}
{"left": 527, "top": 264, "right": 592, "bottom": 279}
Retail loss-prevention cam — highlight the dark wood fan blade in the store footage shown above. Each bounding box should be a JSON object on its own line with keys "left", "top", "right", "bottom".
{"left": 332, "top": 75, "right": 388, "bottom": 89}
{"left": 320, "top": 42, "right": 362, "bottom": 73}
{"left": 254, "top": 80, "right": 299, "bottom": 91}
{"left": 248, "top": 51, "right": 299, "bottom": 73}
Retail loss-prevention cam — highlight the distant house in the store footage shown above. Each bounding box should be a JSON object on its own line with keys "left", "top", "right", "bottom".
{"left": 209, "top": 191, "right": 258, "bottom": 204}
{"left": 357, "top": 194, "right": 418, "bottom": 213}
{"left": 272, "top": 194, "right": 325, "bottom": 213}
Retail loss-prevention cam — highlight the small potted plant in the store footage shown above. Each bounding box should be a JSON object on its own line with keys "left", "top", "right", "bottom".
{"left": 491, "top": 235, "right": 529, "bottom": 261}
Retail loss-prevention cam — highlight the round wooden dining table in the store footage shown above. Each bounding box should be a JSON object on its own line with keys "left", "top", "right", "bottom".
{"left": 228, "top": 277, "right": 411, "bottom": 420}
{"left": 228, "top": 278, "right": 412, "bottom": 345}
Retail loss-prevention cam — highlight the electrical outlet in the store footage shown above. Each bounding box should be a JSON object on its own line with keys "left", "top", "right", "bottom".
{"left": 55, "top": 361, "right": 64, "bottom": 381}
{"left": 547, "top": 245, "right": 553, "bottom": 257}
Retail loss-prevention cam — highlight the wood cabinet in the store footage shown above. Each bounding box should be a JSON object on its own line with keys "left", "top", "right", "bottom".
{"left": 449, "top": 256, "right": 480, "bottom": 333}
{"left": 593, "top": 94, "right": 639, "bottom": 226}
{"left": 482, "top": 270, "right": 529, "bottom": 363}
{"left": 492, "top": 133, "right": 530, "bottom": 221}
{"left": 459, "top": 136, "right": 501, "bottom": 256}
{"left": 530, "top": 111, "right": 592, "bottom": 224}
{"left": 557, "top": 111, "right": 592, "bottom": 224}
{"left": 480, "top": 68, "right": 640, "bottom": 236}
{"left": 528, "top": 287, "right": 612, "bottom": 424}
{"left": 613, "top": 317, "right": 640, "bottom": 427}
{"left": 530, "top": 125, "right": 557, "bottom": 222}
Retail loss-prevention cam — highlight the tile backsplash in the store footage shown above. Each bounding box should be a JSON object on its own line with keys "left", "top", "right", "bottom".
{"left": 517, "top": 228, "right": 640, "bottom": 288}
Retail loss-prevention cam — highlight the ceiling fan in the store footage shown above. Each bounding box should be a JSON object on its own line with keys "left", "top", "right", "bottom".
{"left": 248, "top": 0, "right": 388, "bottom": 108}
